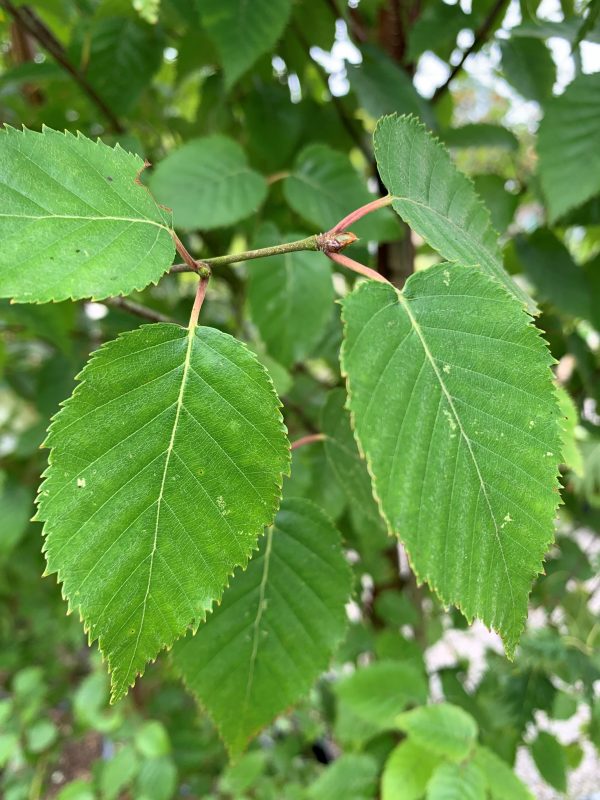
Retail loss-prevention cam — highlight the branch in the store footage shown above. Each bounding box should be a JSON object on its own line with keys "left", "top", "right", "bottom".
{"left": 0, "top": 0, "right": 124, "bottom": 132}
{"left": 169, "top": 232, "right": 358, "bottom": 273}
{"left": 432, "top": 0, "right": 508, "bottom": 103}
{"left": 168, "top": 202, "right": 391, "bottom": 285}
{"left": 104, "top": 297, "right": 175, "bottom": 324}
{"left": 292, "top": 23, "right": 372, "bottom": 161}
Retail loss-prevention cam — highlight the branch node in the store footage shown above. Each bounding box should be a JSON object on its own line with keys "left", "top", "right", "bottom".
{"left": 316, "top": 231, "right": 359, "bottom": 255}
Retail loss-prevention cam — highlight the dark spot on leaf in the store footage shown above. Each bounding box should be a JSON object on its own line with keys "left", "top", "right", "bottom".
{"left": 106, "top": 176, "right": 113, "bottom": 181}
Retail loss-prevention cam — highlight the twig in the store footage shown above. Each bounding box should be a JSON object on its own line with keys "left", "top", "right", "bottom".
{"left": 432, "top": 0, "right": 508, "bottom": 103}
{"left": 293, "top": 23, "right": 372, "bottom": 161}
{"left": 104, "top": 297, "right": 174, "bottom": 324}
{"left": 169, "top": 232, "right": 357, "bottom": 273}
{"left": 0, "top": 0, "right": 124, "bottom": 132}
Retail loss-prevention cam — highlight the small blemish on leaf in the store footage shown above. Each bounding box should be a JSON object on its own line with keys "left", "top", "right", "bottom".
{"left": 77, "top": 477, "right": 86, "bottom": 488}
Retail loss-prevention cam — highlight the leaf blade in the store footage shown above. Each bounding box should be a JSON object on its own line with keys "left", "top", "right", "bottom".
{"left": 36, "top": 323, "right": 289, "bottom": 700}
{"left": 538, "top": 71, "right": 600, "bottom": 222}
{"left": 149, "top": 136, "right": 267, "bottom": 231}
{"left": 0, "top": 127, "right": 174, "bottom": 303}
{"left": 341, "top": 264, "right": 561, "bottom": 652}
{"left": 373, "top": 114, "right": 532, "bottom": 310}
{"left": 173, "top": 498, "right": 352, "bottom": 756}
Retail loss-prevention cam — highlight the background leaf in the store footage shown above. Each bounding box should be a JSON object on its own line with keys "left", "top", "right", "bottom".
{"left": 149, "top": 135, "right": 267, "bottom": 230}
{"left": 74, "top": 16, "right": 164, "bottom": 116}
{"left": 334, "top": 660, "right": 428, "bottom": 730}
{"left": 530, "top": 731, "right": 567, "bottom": 791}
{"left": 538, "top": 71, "right": 600, "bottom": 222}
{"left": 499, "top": 37, "right": 555, "bottom": 102}
{"left": 396, "top": 703, "right": 478, "bottom": 762}
{"left": 473, "top": 745, "right": 534, "bottom": 800}
{"left": 247, "top": 224, "right": 334, "bottom": 368}
{"left": 173, "top": 498, "right": 352, "bottom": 756}
{"left": 426, "top": 760, "right": 486, "bottom": 800}
{"left": 382, "top": 739, "right": 440, "bottom": 800}
{"left": 37, "top": 323, "right": 289, "bottom": 700}
{"left": 283, "top": 143, "right": 400, "bottom": 242}
{"left": 199, "top": 0, "right": 293, "bottom": 88}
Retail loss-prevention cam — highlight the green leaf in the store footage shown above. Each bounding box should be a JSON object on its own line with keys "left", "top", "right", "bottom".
{"left": 55, "top": 780, "right": 95, "bottom": 800}
{"left": 341, "top": 265, "right": 561, "bottom": 653}
{"left": 349, "top": 45, "right": 429, "bottom": 123}
{"left": 472, "top": 175, "right": 518, "bottom": 234}
{"left": 199, "top": 0, "right": 293, "bottom": 88}
{"left": 77, "top": 17, "right": 163, "bottom": 116}
{"left": 25, "top": 719, "right": 58, "bottom": 753}
{"left": 173, "top": 498, "right": 352, "bottom": 757}
{"left": 135, "top": 721, "right": 170, "bottom": 758}
{"left": 514, "top": 229, "right": 592, "bottom": 319}
{"left": 149, "top": 136, "right": 267, "bottom": 230}
{"left": 321, "top": 388, "right": 387, "bottom": 538}
{"left": 218, "top": 752, "right": 267, "bottom": 795}
{"left": 247, "top": 225, "right": 334, "bottom": 368}
{"left": 473, "top": 745, "right": 533, "bottom": 800}
{"left": 556, "top": 385, "right": 584, "bottom": 477}
{"left": 335, "top": 660, "right": 428, "bottom": 730}
{"left": 0, "top": 127, "right": 174, "bottom": 303}
{"left": 441, "top": 124, "right": 519, "bottom": 151}
{"left": 36, "top": 323, "right": 289, "bottom": 701}
{"left": 407, "top": 2, "right": 468, "bottom": 61}
{"left": 396, "top": 703, "right": 478, "bottom": 762}
{"left": 530, "top": 731, "right": 567, "bottom": 792}
{"left": 426, "top": 761, "right": 486, "bottom": 800}
{"left": 499, "top": 37, "right": 555, "bottom": 102}
{"left": 306, "top": 754, "right": 378, "bottom": 800}
{"left": 136, "top": 756, "right": 177, "bottom": 800}
{"left": 283, "top": 144, "right": 400, "bottom": 242}
{"left": 374, "top": 114, "right": 532, "bottom": 310}
{"left": 382, "top": 740, "right": 440, "bottom": 800}
{"left": 0, "top": 473, "right": 32, "bottom": 558}
{"left": 133, "top": 0, "right": 160, "bottom": 24}
{"left": 100, "top": 744, "right": 140, "bottom": 800}
{"left": 538, "top": 71, "right": 600, "bottom": 222}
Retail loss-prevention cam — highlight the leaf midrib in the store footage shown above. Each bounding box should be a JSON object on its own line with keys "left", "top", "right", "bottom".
{"left": 0, "top": 212, "right": 170, "bottom": 231}
{"left": 244, "top": 526, "right": 273, "bottom": 708}
{"left": 396, "top": 289, "right": 516, "bottom": 614}
{"left": 123, "top": 324, "right": 196, "bottom": 686}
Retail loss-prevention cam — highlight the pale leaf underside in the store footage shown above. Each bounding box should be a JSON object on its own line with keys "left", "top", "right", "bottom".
{"left": 36, "top": 323, "right": 289, "bottom": 700}
{"left": 0, "top": 126, "right": 174, "bottom": 303}
{"left": 341, "top": 264, "right": 561, "bottom": 652}
{"left": 173, "top": 498, "right": 352, "bottom": 757}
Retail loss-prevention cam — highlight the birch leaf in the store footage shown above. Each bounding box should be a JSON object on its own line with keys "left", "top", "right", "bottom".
{"left": 173, "top": 498, "right": 352, "bottom": 757}
{"left": 374, "top": 114, "right": 532, "bottom": 311}
{"left": 0, "top": 127, "right": 174, "bottom": 303}
{"left": 36, "top": 323, "right": 289, "bottom": 701}
{"left": 341, "top": 264, "right": 561, "bottom": 653}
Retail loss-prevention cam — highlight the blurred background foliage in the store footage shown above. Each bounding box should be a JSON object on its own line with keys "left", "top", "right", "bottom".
{"left": 0, "top": 0, "right": 600, "bottom": 797}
